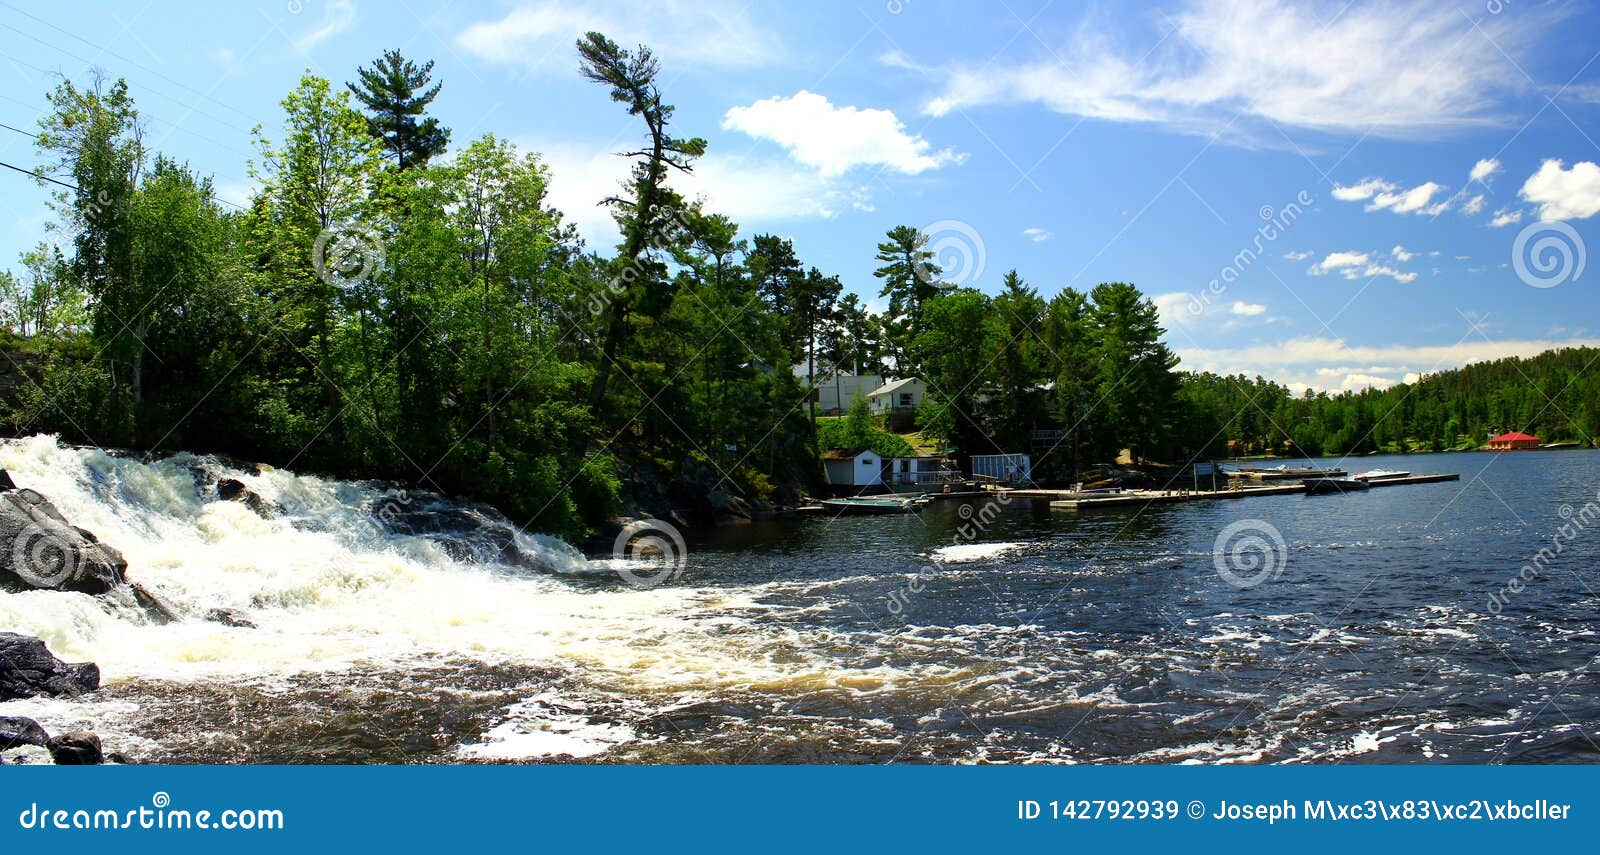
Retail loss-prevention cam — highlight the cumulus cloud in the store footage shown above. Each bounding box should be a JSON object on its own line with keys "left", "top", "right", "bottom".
{"left": 1308, "top": 250, "right": 1416, "bottom": 283}
{"left": 1391, "top": 245, "right": 1414, "bottom": 262}
{"left": 531, "top": 138, "right": 872, "bottom": 245}
{"left": 1230, "top": 301, "right": 1266, "bottom": 316}
{"left": 722, "top": 91, "right": 963, "bottom": 177}
{"left": 456, "top": 1, "right": 782, "bottom": 72}
{"left": 1462, "top": 194, "right": 1486, "bottom": 215}
{"left": 1283, "top": 250, "right": 1313, "bottom": 260}
{"left": 1022, "top": 227, "right": 1052, "bottom": 242}
{"left": 1331, "top": 177, "right": 1450, "bottom": 215}
{"left": 916, "top": 0, "right": 1549, "bottom": 142}
{"left": 1519, "top": 158, "right": 1600, "bottom": 221}
{"left": 1469, "top": 157, "right": 1502, "bottom": 183}
{"left": 1308, "top": 251, "right": 1370, "bottom": 274}
{"left": 1489, "top": 207, "right": 1524, "bottom": 228}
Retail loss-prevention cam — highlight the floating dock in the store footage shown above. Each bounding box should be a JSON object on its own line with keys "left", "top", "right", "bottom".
{"left": 1006, "top": 473, "right": 1460, "bottom": 511}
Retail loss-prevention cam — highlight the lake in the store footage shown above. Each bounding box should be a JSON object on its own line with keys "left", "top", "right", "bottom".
{"left": 2, "top": 439, "right": 1596, "bottom": 764}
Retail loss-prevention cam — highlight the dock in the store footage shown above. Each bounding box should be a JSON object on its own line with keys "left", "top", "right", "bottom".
{"left": 1007, "top": 473, "right": 1460, "bottom": 510}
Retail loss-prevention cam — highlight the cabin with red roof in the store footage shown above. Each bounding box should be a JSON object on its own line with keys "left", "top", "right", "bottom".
{"left": 1487, "top": 431, "right": 1540, "bottom": 450}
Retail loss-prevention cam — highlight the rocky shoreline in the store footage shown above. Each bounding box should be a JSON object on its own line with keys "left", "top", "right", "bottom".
{"left": 0, "top": 467, "right": 159, "bottom": 765}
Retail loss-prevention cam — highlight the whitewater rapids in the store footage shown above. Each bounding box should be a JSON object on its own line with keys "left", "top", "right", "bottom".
{"left": 0, "top": 435, "right": 937, "bottom": 761}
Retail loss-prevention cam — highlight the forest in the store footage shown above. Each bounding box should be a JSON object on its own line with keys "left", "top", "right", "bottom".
{"left": 1, "top": 34, "right": 1592, "bottom": 536}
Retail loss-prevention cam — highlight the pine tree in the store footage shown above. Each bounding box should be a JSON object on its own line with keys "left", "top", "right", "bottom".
{"left": 346, "top": 50, "right": 451, "bottom": 170}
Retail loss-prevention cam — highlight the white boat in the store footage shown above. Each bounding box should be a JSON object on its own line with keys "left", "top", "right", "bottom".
{"left": 1354, "top": 469, "right": 1410, "bottom": 482}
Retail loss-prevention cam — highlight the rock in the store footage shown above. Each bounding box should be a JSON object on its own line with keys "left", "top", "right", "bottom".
{"left": 216, "top": 479, "right": 273, "bottom": 517}
{"left": 46, "top": 731, "right": 102, "bottom": 765}
{"left": 0, "top": 633, "right": 100, "bottom": 700}
{"left": 0, "top": 469, "right": 15, "bottom": 491}
{"left": 0, "top": 488, "right": 128, "bottom": 594}
{"left": 206, "top": 607, "right": 257, "bottom": 629}
{"left": 0, "top": 715, "right": 49, "bottom": 750}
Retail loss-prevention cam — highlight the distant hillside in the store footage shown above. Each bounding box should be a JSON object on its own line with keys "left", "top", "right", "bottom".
{"left": 1178, "top": 346, "right": 1600, "bottom": 456}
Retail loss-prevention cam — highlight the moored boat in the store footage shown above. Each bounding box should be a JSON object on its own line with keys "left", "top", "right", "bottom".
{"left": 818, "top": 496, "right": 928, "bottom": 515}
{"left": 1302, "top": 477, "right": 1371, "bottom": 494}
{"left": 1354, "top": 469, "right": 1410, "bottom": 482}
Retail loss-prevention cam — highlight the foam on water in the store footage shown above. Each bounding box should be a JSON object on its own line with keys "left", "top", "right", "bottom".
{"left": 0, "top": 436, "right": 948, "bottom": 757}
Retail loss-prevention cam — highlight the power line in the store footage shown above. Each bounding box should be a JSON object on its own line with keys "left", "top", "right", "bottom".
{"left": 0, "top": 158, "right": 75, "bottom": 191}
{"left": 0, "top": 1, "right": 258, "bottom": 124}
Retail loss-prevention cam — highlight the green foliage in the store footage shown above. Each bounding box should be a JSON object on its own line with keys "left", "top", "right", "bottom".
{"left": 818, "top": 398, "right": 915, "bottom": 458}
{"left": 1179, "top": 347, "right": 1600, "bottom": 457}
{"left": 346, "top": 50, "right": 451, "bottom": 170}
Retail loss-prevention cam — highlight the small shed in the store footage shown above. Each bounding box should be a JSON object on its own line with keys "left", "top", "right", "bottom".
{"left": 821, "top": 448, "right": 884, "bottom": 488}
{"left": 1488, "top": 431, "right": 1540, "bottom": 450}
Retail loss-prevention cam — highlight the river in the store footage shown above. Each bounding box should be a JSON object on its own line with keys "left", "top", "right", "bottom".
{"left": 2, "top": 435, "right": 1596, "bottom": 764}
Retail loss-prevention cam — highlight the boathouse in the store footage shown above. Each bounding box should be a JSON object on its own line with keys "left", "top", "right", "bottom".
{"left": 1487, "top": 431, "right": 1540, "bottom": 451}
{"left": 821, "top": 448, "right": 884, "bottom": 488}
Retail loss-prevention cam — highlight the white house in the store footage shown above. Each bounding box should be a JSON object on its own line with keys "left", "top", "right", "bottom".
{"left": 811, "top": 373, "right": 884, "bottom": 414}
{"left": 821, "top": 448, "right": 884, "bottom": 489}
{"left": 867, "top": 378, "right": 926, "bottom": 413}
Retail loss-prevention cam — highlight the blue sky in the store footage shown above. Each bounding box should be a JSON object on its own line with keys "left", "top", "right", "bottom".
{"left": 2, "top": 0, "right": 1598, "bottom": 392}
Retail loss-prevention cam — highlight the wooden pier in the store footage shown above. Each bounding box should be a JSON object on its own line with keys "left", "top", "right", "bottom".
{"left": 1006, "top": 472, "right": 1461, "bottom": 511}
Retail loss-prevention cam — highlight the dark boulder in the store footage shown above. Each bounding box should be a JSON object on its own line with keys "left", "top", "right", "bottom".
{"left": 46, "top": 731, "right": 102, "bottom": 765}
{"left": 0, "top": 489, "right": 127, "bottom": 594}
{"left": 216, "top": 479, "right": 273, "bottom": 517}
{"left": 0, "top": 715, "right": 49, "bottom": 750}
{"left": 0, "top": 469, "right": 16, "bottom": 491}
{"left": 0, "top": 633, "right": 100, "bottom": 700}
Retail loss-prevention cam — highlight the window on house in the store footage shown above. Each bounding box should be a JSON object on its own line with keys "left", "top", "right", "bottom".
{"left": 899, "top": 393, "right": 913, "bottom": 407}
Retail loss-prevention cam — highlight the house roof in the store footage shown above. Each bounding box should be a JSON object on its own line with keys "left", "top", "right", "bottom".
{"left": 867, "top": 377, "right": 920, "bottom": 398}
{"left": 820, "top": 448, "right": 874, "bottom": 461}
{"left": 1490, "top": 431, "right": 1540, "bottom": 442}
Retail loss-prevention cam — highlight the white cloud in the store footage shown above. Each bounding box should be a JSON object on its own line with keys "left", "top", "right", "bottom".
{"left": 1519, "top": 158, "right": 1600, "bottom": 221}
{"left": 1469, "top": 157, "right": 1502, "bottom": 183}
{"left": 1489, "top": 207, "right": 1524, "bottom": 228}
{"left": 1156, "top": 292, "right": 1275, "bottom": 331}
{"left": 1461, "top": 194, "right": 1485, "bottom": 215}
{"left": 721, "top": 91, "right": 962, "bottom": 177}
{"left": 1368, "top": 181, "right": 1450, "bottom": 215}
{"left": 456, "top": 1, "right": 782, "bottom": 73}
{"left": 918, "top": 0, "right": 1548, "bottom": 141}
{"left": 1174, "top": 336, "right": 1600, "bottom": 392}
{"left": 1282, "top": 250, "right": 1313, "bottom": 261}
{"left": 1308, "top": 250, "right": 1415, "bottom": 283}
{"left": 1332, "top": 177, "right": 1450, "bottom": 215}
{"left": 298, "top": 0, "right": 356, "bottom": 50}
{"left": 1391, "top": 245, "right": 1414, "bottom": 262}
{"left": 1308, "top": 251, "right": 1369, "bottom": 274}
{"left": 1022, "top": 227, "right": 1052, "bottom": 242}
{"left": 1331, "top": 178, "right": 1394, "bottom": 202}
{"left": 532, "top": 138, "right": 874, "bottom": 246}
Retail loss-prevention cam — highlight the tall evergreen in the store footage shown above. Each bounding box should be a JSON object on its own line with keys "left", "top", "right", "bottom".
{"left": 346, "top": 50, "right": 451, "bottom": 171}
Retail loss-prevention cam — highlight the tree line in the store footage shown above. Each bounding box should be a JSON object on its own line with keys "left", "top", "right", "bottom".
{"left": 1, "top": 35, "right": 1589, "bottom": 536}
